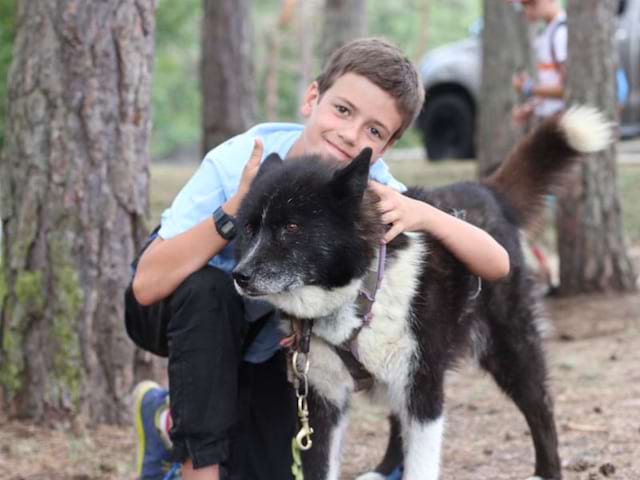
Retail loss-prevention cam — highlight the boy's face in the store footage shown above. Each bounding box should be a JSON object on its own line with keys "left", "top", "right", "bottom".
{"left": 296, "top": 73, "right": 403, "bottom": 163}
{"left": 522, "top": 0, "right": 542, "bottom": 21}
{"left": 521, "top": 0, "right": 557, "bottom": 22}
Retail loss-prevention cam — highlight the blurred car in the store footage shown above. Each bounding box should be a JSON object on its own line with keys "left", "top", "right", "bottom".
{"left": 415, "top": 0, "right": 640, "bottom": 160}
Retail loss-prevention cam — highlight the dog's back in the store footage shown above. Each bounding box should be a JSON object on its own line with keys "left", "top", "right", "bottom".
{"left": 362, "top": 106, "right": 612, "bottom": 480}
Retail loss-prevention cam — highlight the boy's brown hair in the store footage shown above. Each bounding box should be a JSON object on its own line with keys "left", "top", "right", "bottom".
{"left": 316, "top": 37, "right": 424, "bottom": 141}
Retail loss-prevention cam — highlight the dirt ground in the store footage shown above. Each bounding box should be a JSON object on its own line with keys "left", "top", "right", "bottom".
{"left": 0, "top": 292, "right": 638, "bottom": 480}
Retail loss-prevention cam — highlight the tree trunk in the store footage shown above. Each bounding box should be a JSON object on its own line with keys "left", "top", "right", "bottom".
{"left": 477, "top": 0, "right": 531, "bottom": 177}
{"left": 201, "top": 0, "right": 256, "bottom": 155}
{"left": 0, "top": 0, "right": 155, "bottom": 424}
{"left": 264, "top": 0, "right": 296, "bottom": 121}
{"left": 320, "top": 0, "right": 367, "bottom": 65}
{"left": 556, "top": 0, "right": 637, "bottom": 294}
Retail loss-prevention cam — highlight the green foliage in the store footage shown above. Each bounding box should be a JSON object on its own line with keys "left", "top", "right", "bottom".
{"left": 151, "top": 0, "right": 201, "bottom": 157}
{"left": 150, "top": 0, "right": 482, "bottom": 157}
{"left": 369, "top": 0, "right": 481, "bottom": 60}
{"left": 0, "top": 0, "right": 17, "bottom": 149}
{"left": 0, "top": 0, "right": 482, "bottom": 156}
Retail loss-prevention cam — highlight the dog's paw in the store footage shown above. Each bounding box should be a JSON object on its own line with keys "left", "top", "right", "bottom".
{"left": 355, "top": 473, "right": 386, "bottom": 480}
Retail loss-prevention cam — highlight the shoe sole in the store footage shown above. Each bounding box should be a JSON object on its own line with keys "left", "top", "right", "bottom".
{"left": 133, "top": 380, "right": 162, "bottom": 477}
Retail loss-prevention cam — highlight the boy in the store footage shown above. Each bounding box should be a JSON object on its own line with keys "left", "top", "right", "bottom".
{"left": 511, "top": 0, "right": 628, "bottom": 125}
{"left": 127, "top": 38, "right": 510, "bottom": 480}
{"left": 511, "top": 0, "right": 567, "bottom": 126}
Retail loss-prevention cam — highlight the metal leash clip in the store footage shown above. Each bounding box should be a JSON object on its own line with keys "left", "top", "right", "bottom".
{"left": 292, "top": 351, "right": 314, "bottom": 450}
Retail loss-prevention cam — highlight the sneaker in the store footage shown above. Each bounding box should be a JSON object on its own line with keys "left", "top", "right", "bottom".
{"left": 386, "top": 464, "right": 403, "bottom": 480}
{"left": 133, "top": 380, "right": 177, "bottom": 480}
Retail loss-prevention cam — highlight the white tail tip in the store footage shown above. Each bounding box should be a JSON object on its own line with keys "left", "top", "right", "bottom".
{"left": 559, "top": 106, "right": 615, "bottom": 153}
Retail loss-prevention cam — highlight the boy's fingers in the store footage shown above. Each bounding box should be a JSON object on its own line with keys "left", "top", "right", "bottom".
{"left": 383, "top": 223, "right": 402, "bottom": 243}
{"left": 368, "top": 180, "right": 384, "bottom": 192}
{"left": 249, "top": 138, "right": 264, "bottom": 166}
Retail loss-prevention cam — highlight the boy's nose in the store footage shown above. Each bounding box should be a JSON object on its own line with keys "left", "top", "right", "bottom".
{"left": 338, "top": 126, "right": 358, "bottom": 145}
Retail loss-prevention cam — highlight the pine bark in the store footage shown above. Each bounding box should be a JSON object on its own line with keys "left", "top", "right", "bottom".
{"left": 477, "top": 0, "right": 531, "bottom": 177}
{"left": 201, "top": 0, "right": 256, "bottom": 154}
{"left": 557, "top": 0, "right": 636, "bottom": 294}
{"left": 0, "top": 0, "right": 155, "bottom": 423}
{"left": 320, "top": 0, "right": 367, "bottom": 65}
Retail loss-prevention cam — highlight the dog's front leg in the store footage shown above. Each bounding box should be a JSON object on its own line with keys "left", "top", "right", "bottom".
{"left": 300, "top": 385, "right": 350, "bottom": 480}
{"left": 402, "top": 414, "right": 445, "bottom": 480}
{"left": 299, "top": 337, "right": 354, "bottom": 480}
{"left": 401, "top": 371, "right": 446, "bottom": 480}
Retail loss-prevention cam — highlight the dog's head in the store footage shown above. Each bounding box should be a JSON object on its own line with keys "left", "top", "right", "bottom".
{"left": 232, "top": 148, "right": 383, "bottom": 315}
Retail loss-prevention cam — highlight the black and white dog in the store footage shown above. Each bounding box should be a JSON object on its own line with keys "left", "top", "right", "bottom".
{"left": 232, "top": 107, "right": 612, "bottom": 480}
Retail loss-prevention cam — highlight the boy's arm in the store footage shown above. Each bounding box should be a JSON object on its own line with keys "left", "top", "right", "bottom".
{"left": 369, "top": 182, "right": 510, "bottom": 281}
{"left": 513, "top": 72, "right": 565, "bottom": 100}
{"left": 132, "top": 140, "right": 264, "bottom": 306}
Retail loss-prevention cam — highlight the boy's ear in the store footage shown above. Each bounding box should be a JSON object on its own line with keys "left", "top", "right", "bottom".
{"left": 256, "top": 152, "right": 284, "bottom": 179}
{"left": 330, "top": 147, "right": 372, "bottom": 202}
{"left": 300, "top": 81, "right": 320, "bottom": 118}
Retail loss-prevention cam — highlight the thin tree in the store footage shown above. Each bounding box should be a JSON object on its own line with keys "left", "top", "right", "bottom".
{"left": 556, "top": 0, "right": 636, "bottom": 294}
{"left": 320, "top": 0, "right": 367, "bottom": 65}
{"left": 201, "top": 0, "right": 256, "bottom": 155}
{"left": 0, "top": 0, "right": 155, "bottom": 423}
{"left": 477, "top": 0, "right": 532, "bottom": 176}
{"left": 264, "top": 0, "right": 296, "bottom": 121}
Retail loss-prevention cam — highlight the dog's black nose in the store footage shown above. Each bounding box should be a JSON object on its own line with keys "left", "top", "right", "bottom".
{"left": 232, "top": 271, "right": 251, "bottom": 289}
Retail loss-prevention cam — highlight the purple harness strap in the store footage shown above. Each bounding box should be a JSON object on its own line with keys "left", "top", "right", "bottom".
{"left": 357, "top": 242, "right": 387, "bottom": 323}
{"left": 349, "top": 242, "right": 387, "bottom": 359}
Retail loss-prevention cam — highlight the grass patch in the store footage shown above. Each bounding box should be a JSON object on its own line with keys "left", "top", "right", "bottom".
{"left": 149, "top": 159, "right": 640, "bottom": 245}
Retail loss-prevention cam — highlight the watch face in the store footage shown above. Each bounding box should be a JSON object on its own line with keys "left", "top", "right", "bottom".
{"left": 221, "top": 221, "right": 234, "bottom": 236}
{"left": 214, "top": 207, "right": 236, "bottom": 240}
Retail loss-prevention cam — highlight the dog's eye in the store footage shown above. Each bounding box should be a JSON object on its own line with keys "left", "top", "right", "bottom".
{"left": 285, "top": 223, "right": 299, "bottom": 233}
{"left": 244, "top": 223, "right": 254, "bottom": 235}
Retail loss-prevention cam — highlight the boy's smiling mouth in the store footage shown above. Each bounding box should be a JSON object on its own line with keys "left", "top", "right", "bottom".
{"left": 325, "top": 139, "right": 353, "bottom": 161}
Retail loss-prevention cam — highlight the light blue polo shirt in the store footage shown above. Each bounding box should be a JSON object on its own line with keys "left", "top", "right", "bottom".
{"left": 159, "top": 122, "right": 406, "bottom": 362}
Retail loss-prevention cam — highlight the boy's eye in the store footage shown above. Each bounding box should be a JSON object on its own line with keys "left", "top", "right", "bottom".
{"left": 370, "top": 127, "right": 382, "bottom": 139}
{"left": 335, "top": 104, "right": 349, "bottom": 115}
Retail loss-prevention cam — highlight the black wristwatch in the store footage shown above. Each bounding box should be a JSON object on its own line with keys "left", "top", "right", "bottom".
{"left": 213, "top": 206, "right": 237, "bottom": 241}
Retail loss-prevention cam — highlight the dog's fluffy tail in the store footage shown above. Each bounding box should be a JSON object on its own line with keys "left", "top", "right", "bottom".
{"left": 483, "top": 106, "right": 614, "bottom": 227}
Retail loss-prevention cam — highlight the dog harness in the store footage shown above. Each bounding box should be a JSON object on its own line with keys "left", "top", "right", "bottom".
{"left": 332, "top": 242, "right": 387, "bottom": 391}
{"left": 282, "top": 243, "right": 386, "bottom": 395}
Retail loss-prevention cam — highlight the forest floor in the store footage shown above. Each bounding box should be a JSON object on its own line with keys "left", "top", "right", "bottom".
{"left": 0, "top": 291, "right": 638, "bottom": 479}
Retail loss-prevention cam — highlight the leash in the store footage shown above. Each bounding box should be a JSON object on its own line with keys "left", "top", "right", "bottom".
{"left": 288, "top": 318, "right": 314, "bottom": 480}
{"left": 286, "top": 243, "right": 387, "bottom": 479}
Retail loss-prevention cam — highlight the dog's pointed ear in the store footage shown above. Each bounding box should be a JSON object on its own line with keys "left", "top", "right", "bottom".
{"left": 256, "top": 152, "right": 284, "bottom": 179}
{"left": 330, "top": 147, "right": 372, "bottom": 202}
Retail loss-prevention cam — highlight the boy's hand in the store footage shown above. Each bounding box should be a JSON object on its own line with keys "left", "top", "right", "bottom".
{"left": 225, "top": 138, "right": 263, "bottom": 215}
{"left": 511, "top": 102, "right": 534, "bottom": 126}
{"left": 369, "top": 181, "right": 425, "bottom": 243}
{"left": 512, "top": 72, "right": 530, "bottom": 95}
{"left": 237, "top": 138, "right": 264, "bottom": 198}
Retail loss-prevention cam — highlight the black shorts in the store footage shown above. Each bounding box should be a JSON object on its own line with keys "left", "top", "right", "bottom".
{"left": 124, "top": 266, "right": 295, "bottom": 479}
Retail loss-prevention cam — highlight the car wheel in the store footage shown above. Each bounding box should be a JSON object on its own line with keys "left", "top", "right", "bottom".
{"left": 418, "top": 92, "right": 475, "bottom": 161}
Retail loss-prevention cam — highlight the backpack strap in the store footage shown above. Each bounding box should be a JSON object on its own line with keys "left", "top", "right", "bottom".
{"left": 549, "top": 19, "right": 567, "bottom": 69}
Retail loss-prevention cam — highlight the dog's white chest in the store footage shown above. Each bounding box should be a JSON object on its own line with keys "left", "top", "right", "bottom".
{"left": 357, "top": 236, "right": 425, "bottom": 381}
